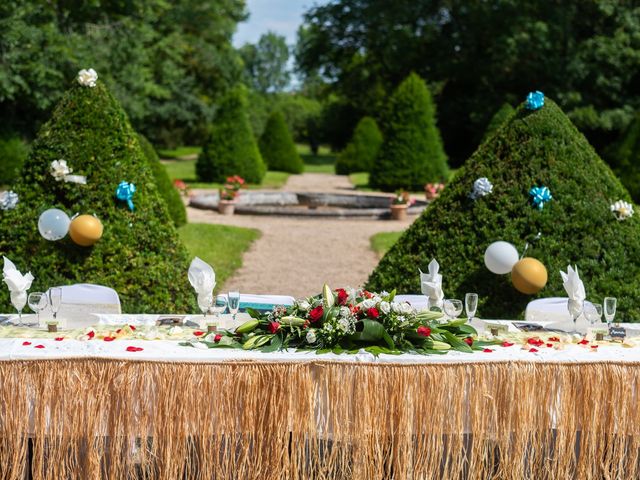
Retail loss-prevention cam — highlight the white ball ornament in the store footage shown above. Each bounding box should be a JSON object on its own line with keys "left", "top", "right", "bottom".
{"left": 484, "top": 241, "right": 519, "bottom": 275}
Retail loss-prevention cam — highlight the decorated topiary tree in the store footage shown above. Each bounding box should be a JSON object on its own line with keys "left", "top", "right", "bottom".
{"left": 137, "top": 134, "right": 187, "bottom": 227}
{"left": 481, "top": 103, "right": 515, "bottom": 143}
{"left": 196, "top": 86, "right": 266, "bottom": 183}
{"left": 335, "top": 116, "right": 383, "bottom": 175}
{"left": 606, "top": 112, "right": 640, "bottom": 202}
{"left": 367, "top": 97, "right": 640, "bottom": 320}
{"left": 258, "top": 111, "right": 304, "bottom": 173}
{"left": 0, "top": 74, "right": 194, "bottom": 313}
{"left": 369, "top": 73, "right": 448, "bottom": 191}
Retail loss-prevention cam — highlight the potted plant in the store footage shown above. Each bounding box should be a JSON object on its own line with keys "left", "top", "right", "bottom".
{"left": 424, "top": 182, "right": 445, "bottom": 201}
{"left": 218, "top": 175, "right": 245, "bottom": 215}
{"left": 390, "top": 190, "right": 413, "bottom": 220}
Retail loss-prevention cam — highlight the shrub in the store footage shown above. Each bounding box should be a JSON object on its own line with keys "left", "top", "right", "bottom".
{"left": 0, "top": 133, "right": 29, "bottom": 185}
{"left": 259, "top": 111, "right": 304, "bottom": 173}
{"left": 137, "top": 134, "right": 187, "bottom": 227}
{"left": 481, "top": 103, "right": 515, "bottom": 143}
{"left": 196, "top": 86, "right": 266, "bottom": 183}
{"left": 367, "top": 98, "right": 640, "bottom": 321}
{"left": 0, "top": 80, "right": 194, "bottom": 313}
{"left": 335, "top": 116, "right": 383, "bottom": 175}
{"left": 369, "top": 73, "right": 449, "bottom": 191}
{"left": 606, "top": 112, "right": 640, "bottom": 202}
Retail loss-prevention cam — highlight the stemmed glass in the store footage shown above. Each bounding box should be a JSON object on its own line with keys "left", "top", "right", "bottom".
{"left": 444, "top": 299, "right": 463, "bottom": 320}
{"left": 604, "top": 297, "right": 617, "bottom": 328}
{"left": 197, "top": 294, "right": 213, "bottom": 323}
{"left": 28, "top": 292, "right": 48, "bottom": 326}
{"left": 10, "top": 291, "right": 27, "bottom": 327}
{"left": 465, "top": 293, "right": 478, "bottom": 324}
{"left": 48, "top": 288, "right": 62, "bottom": 324}
{"left": 228, "top": 291, "right": 240, "bottom": 321}
{"left": 568, "top": 299, "right": 584, "bottom": 334}
{"left": 584, "top": 303, "right": 602, "bottom": 326}
{"left": 209, "top": 295, "right": 228, "bottom": 330}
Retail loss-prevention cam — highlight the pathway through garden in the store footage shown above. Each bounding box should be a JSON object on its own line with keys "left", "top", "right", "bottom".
{"left": 187, "top": 173, "right": 416, "bottom": 298}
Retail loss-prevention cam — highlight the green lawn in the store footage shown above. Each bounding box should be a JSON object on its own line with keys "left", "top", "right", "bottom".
{"left": 157, "top": 146, "right": 202, "bottom": 159}
{"left": 370, "top": 231, "right": 404, "bottom": 258}
{"left": 297, "top": 144, "right": 336, "bottom": 174}
{"left": 349, "top": 171, "right": 457, "bottom": 194}
{"left": 179, "top": 223, "right": 260, "bottom": 288}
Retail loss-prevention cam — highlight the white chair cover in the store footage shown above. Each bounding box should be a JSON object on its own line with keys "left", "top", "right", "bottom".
{"left": 394, "top": 295, "right": 429, "bottom": 311}
{"left": 43, "top": 284, "right": 121, "bottom": 328}
{"left": 525, "top": 297, "right": 594, "bottom": 324}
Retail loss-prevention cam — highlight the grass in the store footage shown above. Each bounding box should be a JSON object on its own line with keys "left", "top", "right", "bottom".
{"left": 157, "top": 146, "right": 202, "bottom": 159}
{"left": 179, "top": 223, "right": 260, "bottom": 288}
{"left": 297, "top": 144, "right": 336, "bottom": 174}
{"left": 370, "top": 231, "right": 404, "bottom": 258}
{"left": 349, "top": 170, "right": 458, "bottom": 194}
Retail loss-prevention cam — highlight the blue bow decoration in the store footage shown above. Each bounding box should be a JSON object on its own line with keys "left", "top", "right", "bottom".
{"left": 525, "top": 91, "right": 545, "bottom": 110}
{"left": 529, "top": 186, "right": 552, "bottom": 210}
{"left": 116, "top": 181, "right": 136, "bottom": 211}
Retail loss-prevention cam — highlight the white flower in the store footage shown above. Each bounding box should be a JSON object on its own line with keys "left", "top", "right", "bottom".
{"left": 296, "top": 300, "right": 311, "bottom": 311}
{"left": 362, "top": 299, "right": 376, "bottom": 309}
{"left": 380, "top": 290, "right": 389, "bottom": 297}
{"left": 611, "top": 200, "right": 634, "bottom": 220}
{"left": 339, "top": 306, "right": 351, "bottom": 318}
{"left": 400, "top": 302, "right": 414, "bottom": 315}
{"left": 379, "top": 301, "right": 391, "bottom": 314}
{"left": 50, "top": 160, "right": 72, "bottom": 181}
{"left": 306, "top": 329, "right": 317, "bottom": 344}
{"left": 0, "top": 190, "right": 18, "bottom": 210}
{"left": 77, "top": 68, "right": 98, "bottom": 87}
{"left": 391, "top": 302, "right": 402, "bottom": 313}
{"left": 338, "top": 317, "right": 352, "bottom": 332}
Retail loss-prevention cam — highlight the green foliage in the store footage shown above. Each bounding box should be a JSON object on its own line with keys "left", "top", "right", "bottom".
{"left": 0, "top": 133, "right": 29, "bottom": 185}
{"left": 482, "top": 103, "right": 515, "bottom": 143}
{"left": 239, "top": 31, "right": 290, "bottom": 93}
{"left": 367, "top": 99, "right": 640, "bottom": 321}
{"left": 335, "top": 116, "right": 383, "bottom": 174}
{"left": 0, "top": 81, "right": 194, "bottom": 313}
{"left": 138, "top": 134, "right": 186, "bottom": 227}
{"left": 369, "top": 73, "right": 448, "bottom": 191}
{"left": 259, "top": 111, "right": 304, "bottom": 173}
{"left": 606, "top": 113, "right": 640, "bottom": 203}
{"left": 196, "top": 86, "right": 266, "bottom": 183}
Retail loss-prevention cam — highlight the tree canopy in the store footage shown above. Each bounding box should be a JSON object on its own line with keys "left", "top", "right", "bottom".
{"left": 240, "top": 32, "right": 291, "bottom": 93}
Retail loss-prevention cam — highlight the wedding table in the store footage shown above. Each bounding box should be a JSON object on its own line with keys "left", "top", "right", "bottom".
{"left": 1, "top": 314, "right": 639, "bottom": 480}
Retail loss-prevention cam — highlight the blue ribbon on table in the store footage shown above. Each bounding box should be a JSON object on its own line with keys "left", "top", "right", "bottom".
{"left": 116, "top": 181, "right": 136, "bottom": 211}
{"left": 525, "top": 91, "right": 545, "bottom": 110}
{"left": 529, "top": 186, "right": 552, "bottom": 210}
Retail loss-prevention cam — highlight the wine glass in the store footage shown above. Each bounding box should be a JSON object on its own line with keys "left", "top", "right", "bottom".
{"left": 197, "top": 294, "right": 213, "bottom": 323}
{"left": 568, "top": 299, "right": 584, "bottom": 334}
{"left": 604, "top": 297, "right": 617, "bottom": 327}
{"left": 48, "top": 287, "right": 62, "bottom": 323}
{"left": 465, "top": 293, "right": 478, "bottom": 324}
{"left": 10, "top": 291, "right": 27, "bottom": 327}
{"left": 584, "top": 303, "right": 602, "bottom": 326}
{"left": 209, "top": 295, "right": 228, "bottom": 331}
{"left": 28, "top": 292, "right": 48, "bottom": 326}
{"left": 443, "top": 299, "right": 463, "bottom": 320}
{"left": 228, "top": 291, "right": 240, "bottom": 321}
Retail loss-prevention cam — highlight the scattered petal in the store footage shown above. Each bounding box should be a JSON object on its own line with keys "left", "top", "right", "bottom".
{"left": 546, "top": 343, "right": 553, "bottom": 348}
{"left": 501, "top": 341, "right": 514, "bottom": 347}
{"left": 193, "top": 331, "right": 205, "bottom": 337}
{"left": 34, "top": 344, "right": 45, "bottom": 349}
{"left": 126, "top": 346, "right": 143, "bottom": 352}
{"left": 116, "top": 329, "right": 122, "bottom": 334}
{"left": 87, "top": 331, "right": 95, "bottom": 339}
{"left": 483, "top": 348, "right": 493, "bottom": 353}
{"left": 464, "top": 337, "right": 473, "bottom": 346}
{"left": 591, "top": 345, "right": 599, "bottom": 349}
{"left": 22, "top": 341, "right": 31, "bottom": 346}
{"left": 548, "top": 337, "right": 560, "bottom": 342}
{"left": 529, "top": 348, "right": 539, "bottom": 353}
{"left": 129, "top": 325, "right": 136, "bottom": 331}
{"left": 578, "top": 339, "right": 589, "bottom": 345}
{"left": 103, "top": 336, "right": 116, "bottom": 342}
{"left": 54, "top": 337, "right": 64, "bottom": 341}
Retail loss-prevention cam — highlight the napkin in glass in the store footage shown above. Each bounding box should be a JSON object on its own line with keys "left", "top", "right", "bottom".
{"left": 420, "top": 258, "right": 444, "bottom": 309}
{"left": 560, "top": 265, "right": 586, "bottom": 319}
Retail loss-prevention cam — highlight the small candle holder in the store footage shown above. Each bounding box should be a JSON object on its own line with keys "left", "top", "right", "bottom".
{"left": 207, "top": 323, "right": 218, "bottom": 333}
{"left": 47, "top": 321, "right": 59, "bottom": 333}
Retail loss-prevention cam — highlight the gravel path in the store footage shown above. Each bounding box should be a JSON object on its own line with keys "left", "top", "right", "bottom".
{"left": 188, "top": 173, "right": 417, "bottom": 298}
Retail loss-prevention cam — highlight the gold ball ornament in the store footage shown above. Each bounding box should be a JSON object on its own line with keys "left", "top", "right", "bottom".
{"left": 511, "top": 257, "right": 548, "bottom": 294}
{"left": 69, "top": 215, "right": 103, "bottom": 247}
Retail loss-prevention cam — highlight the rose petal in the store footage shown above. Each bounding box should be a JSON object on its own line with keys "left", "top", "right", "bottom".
{"left": 34, "top": 345, "right": 45, "bottom": 349}
{"left": 129, "top": 325, "right": 136, "bottom": 331}
{"left": 103, "top": 336, "right": 115, "bottom": 342}
{"left": 501, "top": 341, "right": 514, "bottom": 347}
{"left": 549, "top": 337, "right": 560, "bottom": 342}
{"left": 126, "top": 346, "right": 143, "bottom": 352}
{"left": 483, "top": 348, "right": 493, "bottom": 353}
{"left": 87, "top": 331, "right": 95, "bottom": 339}
{"left": 578, "top": 339, "right": 589, "bottom": 345}
{"left": 193, "top": 331, "right": 205, "bottom": 337}
{"left": 546, "top": 343, "right": 553, "bottom": 348}
{"left": 54, "top": 337, "right": 64, "bottom": 341}
{"left": 529, "top": 348, "right": 539, "bottom": 353}
{"left": 116, "top": 329, "right": 122, "bottom": 334}
{"left": 591, "top": 345, "right": 599, "bottom": 349}
{"left": 22, "top": 341, "right": 31, "bottom": 346}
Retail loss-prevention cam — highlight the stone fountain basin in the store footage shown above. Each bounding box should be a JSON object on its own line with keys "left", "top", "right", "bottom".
{"left": 189, "top": 191, "right": 427, "bottom": 219}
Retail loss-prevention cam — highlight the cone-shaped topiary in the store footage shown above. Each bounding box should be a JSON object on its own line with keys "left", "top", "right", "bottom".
{"left": 0, "top": 132, "right": 29, "bottom": 185}
{"left": 258, "top": 111, "right": 304, "bottom": 173}
{"left": 196, "top": 86, "right": 266, "bottom": 183}
{"left": 369, "top": 73, "right": 448, "bottom": 191}
{"left": 335, "top": 116, "right": 383, "bottom": 175}
{"left": 137, "top": 134, "right": 187, "bottom": 227}
{"left": 367, "top": 98, "right": 640, "bottom": 321}
{"left": 0, "top": 80, "right": 194, "bottom": 313}
{"left": 606, "top": 112, "right": 640, "bottom": 202}
{"left": 481, "top": 103, "right": 515, "bottom": 143}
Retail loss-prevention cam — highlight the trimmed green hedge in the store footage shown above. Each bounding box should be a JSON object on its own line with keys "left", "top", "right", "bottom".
{"left": 482, "top": 103, "right": 515, "bottom": 143}
{"left": 369, "top": 73, "right": 448, "bottom": 191}
{"left": 259, "top": 111, "right": 303, "bottom": 173}
{"left": 0, "top": 133, "right": 29, "bottom": 185}
{"left": 0, "top": 81, "right": 194, "bottom": 313}
{"left": 367, "top": 98, "right": 640, "bottom": 321}
{"left": 606, "top": 112, "right": 640, "bottom": 202}
{"left": 335, "top": 116, "right": 383, "bottom": 175}
{"left": 138, "top": 134, "right": 187, "bottom": 227}
{"left": 197, "top": 86, "right": 266, "bottom": 183}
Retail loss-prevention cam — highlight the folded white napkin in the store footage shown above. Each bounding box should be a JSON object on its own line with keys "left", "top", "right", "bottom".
{"left": 188, "top": 257, "right": 216, "bottom": 299}
{"left": 2, "top": 257, "right": 34, "bottom": 293}
{"left": 420, "top": 259, "right": 444, "bottom": 309}
{"left": 560, "top": 265, "right": 586, "bottom": 318}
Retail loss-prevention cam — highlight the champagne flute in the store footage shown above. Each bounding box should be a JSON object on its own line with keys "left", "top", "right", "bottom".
{"left": 465, "top": 293, "right": 478, "bottom": 324}
{"left": 604, "top": 297, "right": 617, "bottom": 328}
{"left": 48, "top": 287, "right": 62, "bottom": 324}
{"left": 10, "top": 291, "right": 27, "bottom": 327}
{"left": 443, "top": 299, "right": 463, "bottom": 320}
{"left": 209, "top": 295, "right": 228, "bottom": 331}
{"left": 228, "top": 291, "right": 240, "bottom": 321}
{"left": 28, "top": 292, "right": 48, "bottom": 326}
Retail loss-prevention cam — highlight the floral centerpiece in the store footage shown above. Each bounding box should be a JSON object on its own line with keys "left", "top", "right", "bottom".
{"left": 218, "top": 175, "right": 245, "bottom": 215}
{"left": 189, "top": 285, "right": 496, "bottom": 355}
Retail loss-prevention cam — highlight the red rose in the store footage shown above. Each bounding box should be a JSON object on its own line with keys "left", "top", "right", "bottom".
{"left": 309, "top": 306, "right": 324, "bottom": 322}
{"left": 363, "top": 291, "right": 374, "bottom": 299}
{"left": 336, "top": 288, "right": 348, "bottom": 306}
{"left": 367, "top": 307, "right": 379, "bottom": 319}
{"left": 349, "top": 305, "right": 360, "bottom": 315}
{"left": 267, "top": 322, "right": 281, "bottom": 334}
{"left": 417, "top": 326, "right": 431, "bottom": 337}
{"left": 464, "top": 337, "right": 473, "bottom": 346}
{"left": 214, "top": 334, "right": 223, "bottom": 343}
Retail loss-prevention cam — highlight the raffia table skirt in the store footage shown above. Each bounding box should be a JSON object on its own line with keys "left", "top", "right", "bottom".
{"left": 0, "top": 359, "right": 638, "bottom": 480}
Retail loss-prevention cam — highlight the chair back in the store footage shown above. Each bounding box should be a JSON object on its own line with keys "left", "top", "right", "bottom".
{"left": 43, "top": 284, "right": 121, "bottom": 328}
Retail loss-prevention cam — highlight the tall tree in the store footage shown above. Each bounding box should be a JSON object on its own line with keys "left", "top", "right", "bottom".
{"left": 240, "top": 31, "right": 291, "bottom": 93}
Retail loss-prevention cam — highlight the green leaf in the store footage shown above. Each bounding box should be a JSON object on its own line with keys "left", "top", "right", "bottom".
{"left": 245, "top": 307, "right": 262, "bottom": 319}
{"left": 348, "top": 319, "right": 388, "bottom": 343}
{"left": 441, "top": 331, "right": 473, "bottom": 353}
{"left": 261, "top": 334, "right": 283, "bottom": 352}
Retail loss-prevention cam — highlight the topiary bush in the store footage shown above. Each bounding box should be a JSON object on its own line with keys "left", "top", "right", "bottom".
{"left": 481, "top": 103, "right": 515, "bottom": 143}
{"left": 196, "top": 86, "right": 266, "bottom": 183}
{"left": 606, "top": 112, "right": 640, "bottom": 202}
{"left": 137, "top": 133, "right": 187, "bottom": 227}
{"left": 0, "top": 133, "right": 29, "bottom": 185}
{"left": 367, "top": 98, "right": 640, "bottom": 321}
{"left": 0, "top": 80, "right": 195, "bottom": 313}
{"left": 335, "top": 116, "right": 383, "bottom": 175}
{"left": 369, "top": 73, "right": 449, "bottom": 191}
{"left": 258, "top": 111, "right": 304, "bottom": 173}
